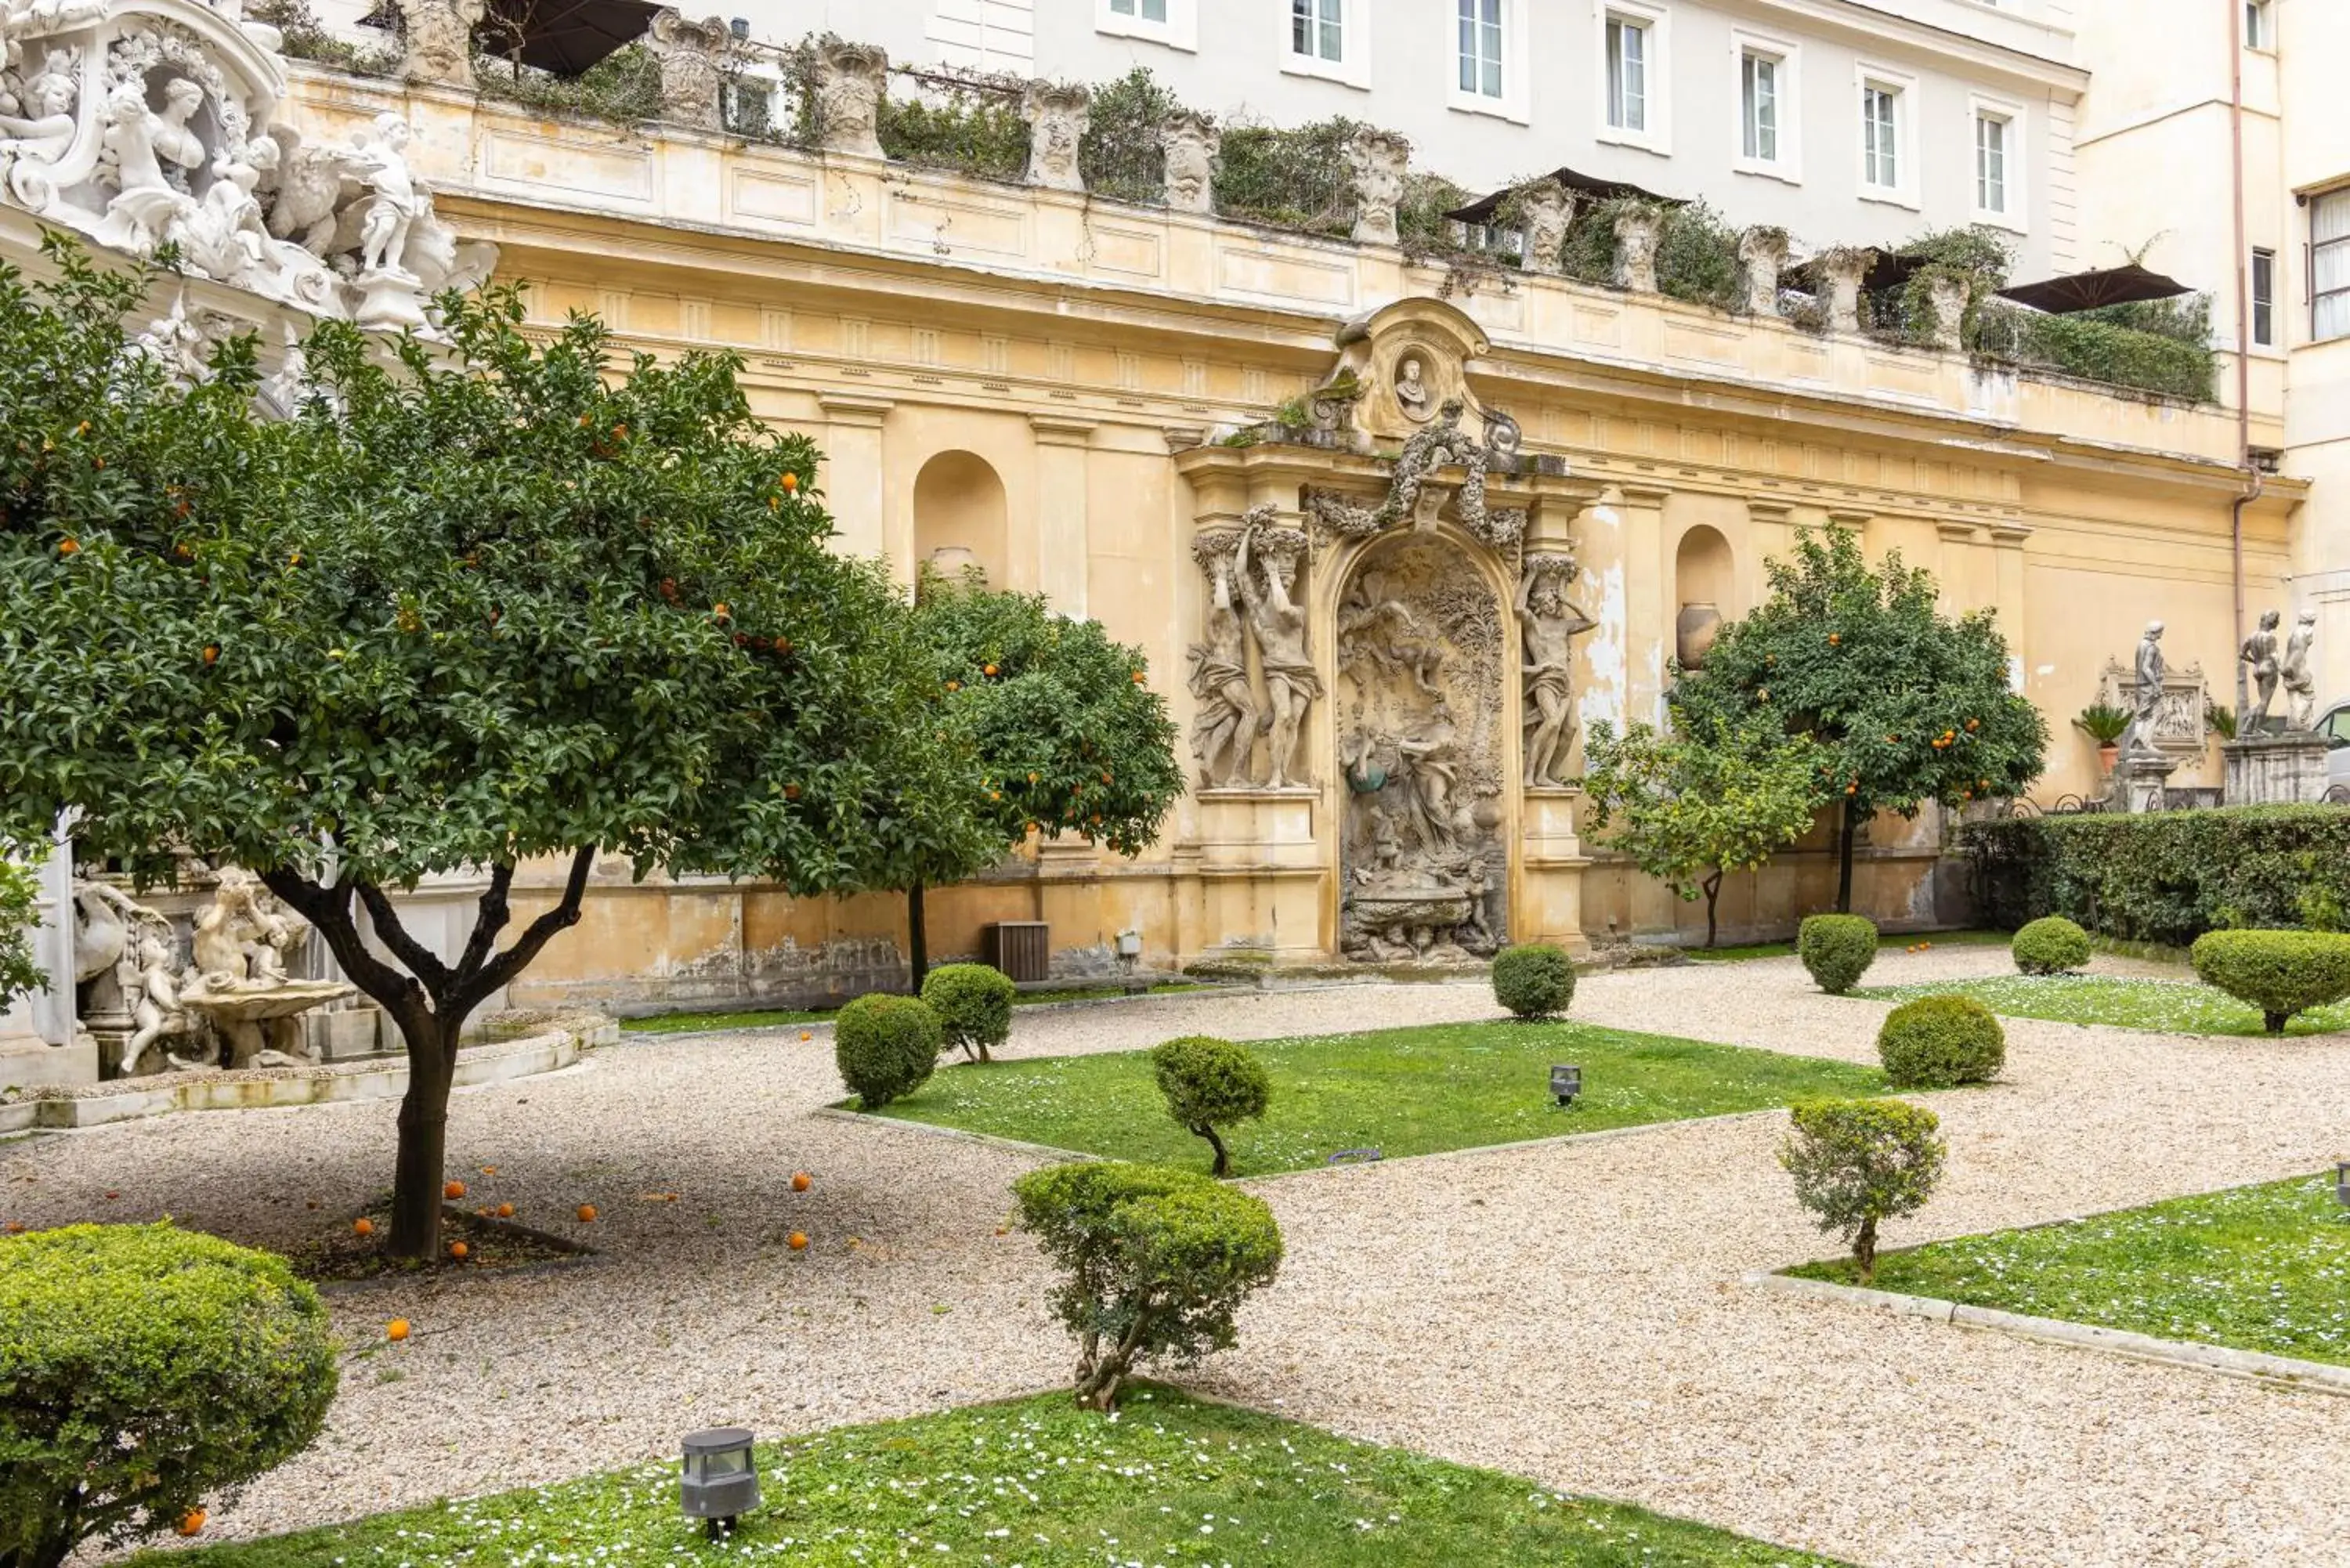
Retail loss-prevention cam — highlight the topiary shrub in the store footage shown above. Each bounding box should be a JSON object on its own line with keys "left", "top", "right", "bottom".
{"left": 921, "top": 963, "right": 1017, "bottom": 1064}
{"left": 2012, "top": 916, "right": 2091, "bottom": 976}
{"left": 1778, "top": 1098, "right": 1947, "bottom": 1280}
{"left": 1491, "top": 942, "right": 1575, "bottom": 1019}
{"left": 1798, "top": 914, "right": 1878, "bottom": 995}
{"left": 2189, "top": 929, "right": 2350, "bottom": 1035}
{"left": 834, "top": 993, "right": 942, "bottom": 1109}
{"left": 0, "top": 1223, "right": 338, "bottom": 1568}
{"left": 1149, "top": 1035, "right": 1271, "bottom": 1176}
{"left": 1877, "top": 995, "right": 2005, "bottom": 1088}
{"left": 1013, "top": 1161, "right": 1282, "bottom": 1410}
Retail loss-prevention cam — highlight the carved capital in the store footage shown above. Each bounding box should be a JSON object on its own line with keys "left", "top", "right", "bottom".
{"left": 1611, "top": 204, "right": 1662, "bottom": 294}
{"left": 648, "top": 9, "right": 732, "bottom": 132}
{"left": 1815, "top": 247, "right": 1875, "bottom": 334}
{"left": 814, "top": 34, "right": 888, "bottom": 159}
{"left": 1737, "top": 226, "right": 1789, "bottom": 317}
{"left": 1021, "top": 81, "right": 1090, "bottom": 193}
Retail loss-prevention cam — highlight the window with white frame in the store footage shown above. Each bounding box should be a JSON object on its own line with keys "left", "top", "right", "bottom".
{"left": 2244, "top": 0, "right": 2272, "bottom": 49}
{"left": 1861, "top": 78, "right": 1903, "bottom": 195}
{"left": 2315, "top": 190, "right": 2350, "bottom": 341}
{"left": 1108, "top": 0, "right": 1163, "bottom": 23}
{"left": 2251, "top": 247, "right": 2276, "bottom": 347}
{"left": 1097, "top": 0, "right": 1192, "bottom": 51}
{"left": 1975, "top": 111, "right": 2009, "bottom": 215}
{"left": 1741, "top": 49, "right": 1779, "bottom": 163}
{"left": 1607, "top": 15, "right": 1649, "bottom": 133}
{"left": 1458, "top": 0, "right": 1503, "bottom": 100}
{"left": 1292, "top": 0, "right": 1339, "bottom": 62}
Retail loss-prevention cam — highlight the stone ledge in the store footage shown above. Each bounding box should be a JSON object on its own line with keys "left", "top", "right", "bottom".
{"left": 1744, "top": 1267, "right": 2350, "bottom": 1396}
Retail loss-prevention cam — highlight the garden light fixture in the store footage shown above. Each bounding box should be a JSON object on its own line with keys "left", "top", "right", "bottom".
{"left": 1550, "top": 1064, "right": 1582, "bottom": 1107}
{"left": 681, "top": 1427, "right": 759, "bottom": 1536}
{"left": 2336, "top": 1162, "right": 2348, "bottom": 1214}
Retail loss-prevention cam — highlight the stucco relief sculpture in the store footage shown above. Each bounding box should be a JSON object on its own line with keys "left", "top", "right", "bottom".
{"left": 1301, "top": 398, "right": 1525, "bottom": 551}
{"left": 2240, "top": 609, "right": 2282, "bottom": 732}
{"left": 1612, "top": 204, "right": 1661, "bottom": 294}
{"left": 1185, "top": 528, "right": 1259, "bottom": 789}
{"left": 1021, "top": 80, "right": 1086, "bottom": 193}
{"left": 399, "top": 0, "right": 485, "bottom": 90}
{"left": 1336, "top": 534, "right": 1509, "bottom": 963}
{"left": 2283, "top": 610, "right": 2318, "bottom": 732}
{"left": 1160, "top": 110, "right": 1217, "bottom": 215}
{"left": 1518, "top": 551, "right": 1597, "bottom": 788}
{"left": 1517, "top": 182, "right": 1572, "bottom": 276}
{"left": 70, "top": 880, "right": 202, "bottom": 1075}
{"left": 815, "top": 34, "right": 886, "bottom": 159}
{"left": 1233, "top": 509, "right": 1319, "bottom": 790}
{"left": 648, "top": 9, "right": 731, "bottom": 132}
{"left": 0, "top": 53, "right": 80, "bottom": 171}
{"left": 1737, "top": 227, "right": 1788, "bottom": 317}
{"left": 1345, "top": 127, "right": 1408, "bottom": 247}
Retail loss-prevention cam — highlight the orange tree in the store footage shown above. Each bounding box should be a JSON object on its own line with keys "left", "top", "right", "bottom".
{"left": 895, "top": 567, "right": 1184, "bottom": 983}
{"left": 1670, "top": 528, "right": 2046, "bottom": 912}
{"left": 0, "top": 247, "right": 987, "bottom": 1259}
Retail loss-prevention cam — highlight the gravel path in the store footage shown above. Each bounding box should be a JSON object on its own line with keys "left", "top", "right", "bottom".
{"left": 9, "top": 948, "right": 2348, "bottom": 1566}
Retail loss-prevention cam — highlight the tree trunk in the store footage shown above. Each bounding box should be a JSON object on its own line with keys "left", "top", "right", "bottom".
{"left": 386, "top": 1024, "right": 458, "bottom": 1259}
{"left": 2265, "top": 1010, "right": 2287, "bottom": 1035}
{"left": 1854, "top": 1215, "right": 1879, "bottom": 1281}
{"left": 907, "top": 880, "right": 930, "bottom": 990}
{"left": 1835, "top": 804, "right": 1860, "bottom": 914}
{"left": 1198, "top": 1122, "right": 1229, "bottom": 1177}
{"left": 1702, "top": 869, "right": 1725, "bottom": 949}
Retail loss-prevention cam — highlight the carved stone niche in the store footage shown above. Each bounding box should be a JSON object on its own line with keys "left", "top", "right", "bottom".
{"left": 1329, "top": 296, "right": 1512, "bottom": 450}
{"left": 2098, "top": 657, "right": 2210, "bottom": 759}
{"left": 1336, "top": 533, "right": 1509, "bottom": 965}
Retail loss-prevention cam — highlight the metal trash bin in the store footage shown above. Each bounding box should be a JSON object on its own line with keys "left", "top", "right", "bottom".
{"left": 982, "top": 921, "right": 1050, "bottom": 983}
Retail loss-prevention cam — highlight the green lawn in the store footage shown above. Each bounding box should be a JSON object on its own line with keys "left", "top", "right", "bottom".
{"left": 1858, "top": 974, "right": 2350, "bottom": 1037}
{"left": 1684, "top": 929, "right": 2008, "bottom": 963}
{"left": 873, "top": 1020, "right": 1885, "bottom": 1177}
{"left": 144, "top": 1386, "right": 1847, "bottom": 1567}
{"left": 622, "top": 982, "right": 1214, "bottom": 1035}
{"left": 1788, "top": 1173, "right": 2350, "bottom": 1366}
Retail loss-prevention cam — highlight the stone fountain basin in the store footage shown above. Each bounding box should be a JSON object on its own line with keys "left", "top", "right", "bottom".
{"left": 181, "top": 979, "right": 356, "bottom": 1021}
{"left": 1350, "top": 887, "right": 1472, "bottom": 927}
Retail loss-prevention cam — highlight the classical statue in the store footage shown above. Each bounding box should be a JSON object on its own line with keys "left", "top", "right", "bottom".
{"left": 0, "top": 63, "right": 78, "bottom": 167}
{"left": 117, "top": 930, "right": 197, "bottom": 1075}
{"left": 99, "top": 74, "right": 207, "bottom": 247}
{"left": 1336, "top": 567, "right": 1441, "bottom": 698}
{"left": 350, "top": 114, "right": 422, "bottom": 276}
{"left": 72, "top": 879, "right": 166, "bottom": 987}
{"left": 1161, "top": 111, "right": 1217, "bottom": 215}
{"left": 1394, "top": 699, "right": 1463, "bottom": 854}
{"left": 179, "top": 867, "right": 353, "bottom": 1068}
{"left": 2122, "top": 620, "right": 2166, "bottom": 756}
{"left": 2240, "top": 609, "right": 2282, "bottom": 732}
{"left": 1393, "top": 353, "right": 1432, "bottom": 422}
{"left": 1519, "top": 552, "right": 1597, "bottom": 787}
{"left": 1184, "top": 533, "right": 1258, "bottom": 788}
{"left": 2283, "top": 610, "right": 2319, "bottom": 732}
{"left": 1738, "top": 226, "right": 1789, "bottom": 316}
{"left": 1233, "top": 511, "right": 1319, "bottom": 789}
{"left": 191, "top": 866, "right": 293, "bottom": 985}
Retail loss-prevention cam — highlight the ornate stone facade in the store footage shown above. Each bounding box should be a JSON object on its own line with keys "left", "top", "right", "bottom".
{"left": 1518, "top": 182, "right": 1572, "bottom": 276}
{"left": 1737, "top": 227, "right": 1788, "bottom": 316}
{"left": 399, "top": 0, "right": 483, "bottom": 91}
{"left": 1021, "top": 81, "right": 1087, "bottom": 193}
{"left": 814, "top": 34, "right": 886, "bottom": 159}
{"left": 648, "top": 9, "right": 732, "bottom": 133}
{"left": 1161, "top": 110, "right": 1217, "bottom": 215}
{"left": 1612, "top": 204, "right": 1661, "bottom": 294}
{"left": 1345, "top": 127, "right": 1408, "bottom": 247}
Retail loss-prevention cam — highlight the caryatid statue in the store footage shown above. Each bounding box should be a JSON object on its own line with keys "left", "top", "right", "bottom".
{"left": 1518, "top": 551, "right": 1597, "bottom": 788}
{"left": 2240, "top": 609, "right": 2282, "bottom": 732}
{"left": 1184, "top": 530, "right": 1258, "bottom": 788}
{"left": 2124, "top": 620, "right": 2165, "bottom": 757}
{"left": 2282, "top": 610, "right": 2319, "bottom": 732}
{"left": 1232, "top": 508, "right": 1320, "bottom": 789}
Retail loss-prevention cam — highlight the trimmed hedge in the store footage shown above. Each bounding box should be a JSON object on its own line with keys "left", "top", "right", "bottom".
{"left": 2012, "top": 916, "right": 2092, "bottom": 975}
{"left": 1491, "top": 943, "right": 1575, "bottom": 1019}
{"left": 1965, "top": 806, "right": 2350, "bottom": 947}
{"left": 2189, "top": 929, "right": 2350, "bottom": 1034}
{"left": 835, "top": 994, "right": 942, "bottom": 1109}
{"left": 0, "top": 1223, "right": 338, "bottom": 1566}
{"left": 1798, "top": 914, "right": 1878, "bottom": 995}
{"left": 1149, "top": 1035, "right": 1271, "bottom": 1176}
{"left": 1878, "top": 995, "right": 2006, "bottom": 1088}
{"left": 922, "top": 963, "right": 1016, "bottom": 1064}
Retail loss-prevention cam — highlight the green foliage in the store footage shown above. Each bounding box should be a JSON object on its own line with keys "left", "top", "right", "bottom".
{"left": 920, "top": 962, "right": 1016, "bottom": 1064}
{"left": 1672, "top": 528, "right": 2048, "bottom": 902}
{"left": 2072, "top": 703, "right": 2131, "bottom": 744}
{"left": 1963, "top": 806, "right": 2350, "bottom": 945}
{"left": 472, "top": 45, "right": 663, "bottom": 122}
{"left": 1148, "top": 1035, "right": 1271, "bottom": 1175}
{"left": 0, "top": 1223, "right": 337, "bottom": 1568}
{"left": 1875, "top": 226, "right": 2013, "bottom": 345}
{"left": 1876, "top": 995, "right": 2005, "bottom": 1088}
{"left": 1798, "top": 914, "right": 1878, "bottom": 995}
{"left": 1012, "top": 1162, "right": 1282, "bottom": 1408}
{"left": 0, "top": 851, "right": 42, "bottom": 1016}
{"left": 1581, "top": 712, "right": 1824, "bottom": 947}
{"left": 1971, "top": 297, "right": 2216, "bottom": 403}
{"left": 1489, "top": 942, "right": 1576, "bottom": 1020}
{"left": 1779, "top": 1097, "right": 1947, "bottom": 1278}
{"left": 2011, "top": 916, "right": 2091, "bottom": 976}
{"left": 1655, "top": 201, "right": 1744, "bottom": 313}
{"left": 247, "top": 0, "right": 399, "bottom": 74}
{"left": 833, "top": 993, "right": 942, "bottom": 1108}
{"left": 876, "top": 70, "right": 1031, "bottom": 182}
{"left": 1552, "top": 199, "right": 1625, "bottom": 285}
{"left": 1079, "top": 68, "right": 1187, "bottom": 206}
{"left": 2189, "top": 929, "right": 2350, "bottom": 1035}
{"left": 1213, "top": 117, "right": 1361, "bottom": 237}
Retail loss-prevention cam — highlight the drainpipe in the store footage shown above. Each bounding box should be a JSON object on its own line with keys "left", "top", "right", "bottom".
{"left": 2229, "top": 0, "right": 2256, "bottom": 719}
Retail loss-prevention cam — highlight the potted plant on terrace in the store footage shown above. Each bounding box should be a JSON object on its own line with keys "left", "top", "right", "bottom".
{"left": 2074, "top": 703, "right": 2130, "bottom": 772}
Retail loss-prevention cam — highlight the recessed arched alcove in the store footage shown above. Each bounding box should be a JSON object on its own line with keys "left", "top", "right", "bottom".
{"left": 912, "top": 450, "right": 1008, "bottom": 591}
{"left": 1672, "top": 524, "right": 1735, "bottom": 671}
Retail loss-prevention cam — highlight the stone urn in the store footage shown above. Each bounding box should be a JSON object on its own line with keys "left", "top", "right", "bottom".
{"left": 1676, "top": 602, "right": 1723, "bottom": 670}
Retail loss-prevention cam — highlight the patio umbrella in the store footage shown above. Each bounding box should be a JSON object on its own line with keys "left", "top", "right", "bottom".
{"left": 1442, "top": 166, "right": 1679, "bottom": 226}
{"left": 475, "top": 0, "right": 664, "bottom": 75}
{"left": 1996, "top": 263, "right": 2192, "bottom": 314}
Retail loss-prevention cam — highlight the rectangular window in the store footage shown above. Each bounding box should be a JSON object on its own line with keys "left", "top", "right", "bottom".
{"left": 2244, "top": 0, "right": 2272, "bottom": 49}
{"left": 2252, "top": 247, "right": 2276, "bottom": 346}
{"left": 1108, "top": 0, "right": 1167, "bottom": 19}
{"left": 1458, "top": 0, "right": 1502, "bottom": 99}
{"left": 1975, "top": 113, "right": 2008, "bottom": 214}
{"left": 1741, "top": 51, "right": 1778, "bottom": 162}
{"left": 1863, "top": 83, "right": 1900, "bottom": 190}
{"left": 1607, "top": 16, "right": 1648, "bottom": 132}
{"left": 1291, "top": 0, "right": 1340, "bottom": 60}
{"left": 2315, "top": 190, "right": 2350, "bottom": 341}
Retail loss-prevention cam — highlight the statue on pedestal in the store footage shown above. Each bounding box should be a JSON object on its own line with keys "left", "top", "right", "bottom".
{"left": 1184, "top": 531, "right": 1258, "bottom": 789}
{"left": 1233, "top": 510, "right": 1318, "bottom": 789}
{"left": 2283, "top": 610, "right": 2318, "bottom": 733}
{"left": 2124, "top": 620, "right": 2166, "bottom": 757}
{"left": 2240, "top": 609, "right": 2282, "bottom": 733}
{"left": 1519, "top": 551, "right": 1596, "bottom": 787}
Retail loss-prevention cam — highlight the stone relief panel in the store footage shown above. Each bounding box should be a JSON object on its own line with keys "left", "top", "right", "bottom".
{"left": 1336, "top": 534, "right": 1508, "bottom": 963}
{"left": 2096, "top": 655, "right": 2207, "bottom": 759}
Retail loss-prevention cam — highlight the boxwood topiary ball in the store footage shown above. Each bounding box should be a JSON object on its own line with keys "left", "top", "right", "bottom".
{"left": 1491, "top": 942, "right": 1575, "bottom": 1019}
{"left": 835, "top": 993, "right": 944, "bottom": 1109}
{"left": 1798, "top": 914, "right": 1878, "bottom": 995}
{"left": 1878, "top": 994, "right": 2006, "bottom": 1088}
{"left": 2012, "top": 916, "right": 2092, "bottom": 976}
{"left": 2189, "top": 928, "right": 2350, "bottom": 1035}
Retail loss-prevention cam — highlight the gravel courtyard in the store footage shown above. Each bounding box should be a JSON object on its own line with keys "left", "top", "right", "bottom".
{"left": 12, "top": 948, "right": 2350, "bottom": 1566}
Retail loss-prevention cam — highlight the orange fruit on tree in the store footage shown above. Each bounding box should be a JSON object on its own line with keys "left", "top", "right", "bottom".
{"left": 56, "top": 537, "right": 78, "bottom": 555}
{"left": 352, "top": 1217, "right": 374, "bottom": 1237}
{"left": 788, "top": 1231, "right": 809, "bottom": 1251}
{"left": 386, "top": 1318, "right": 410, "bottom": 1342}
{"left": 448, "top": 1241, "right": 468, "bottom": 1260}
{"left": 984, "top": 663, "right": 999, "bottom": 677}
{"left": 444, "top": 1180, "right": 466, "bottom": 1200}
{"left": 791, "top": 1171, "right": 812, "bottom": 1192}
{"left": 496, "top": 1202, "right": 514, "bottom": 1219}
{"left": 176, "top": 1510, "right": 207, "bottom": 1537}
{"left": 780, "top": 471, "right": 799, "bottom": 493}
{"left": 784, "top": 782, "right": 801, "bottom": 800}
{"left": 577, "top": 1204, "right": 598, "bottom": 1223}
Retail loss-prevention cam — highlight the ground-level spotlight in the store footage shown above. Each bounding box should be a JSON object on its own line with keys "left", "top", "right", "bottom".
{"left": 682, "top": 1426, "right": 759, "bottom": 1537}
{"left": 1550, "top": 1064, "right": 1582, "bottom": 1107}
{"left": 2336, "top": 1162, "right": 2348, "bottom": 1214}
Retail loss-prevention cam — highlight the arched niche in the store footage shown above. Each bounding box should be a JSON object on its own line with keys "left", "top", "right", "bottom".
{"left": 912, "top": 450, "right": 1008, "bottom": 591}
{"left": 1673, "top": 524, "right": 1735, "bottom": 672}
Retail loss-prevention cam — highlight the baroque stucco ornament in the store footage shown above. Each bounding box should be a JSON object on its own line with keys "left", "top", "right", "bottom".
{"left": 0, "top": 0, "right": 495, "bottom": 331}
{"left": 1021, "top": 80, "right": 1087, "bottom": 192}
{"left": 1160, "top": 109, "right": 1217, "bottom": 215}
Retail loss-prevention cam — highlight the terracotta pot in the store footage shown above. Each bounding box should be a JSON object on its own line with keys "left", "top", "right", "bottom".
{"left": 2098, "top": 741, "right": 2119, "bottom": 772}
{"left": 1675, "top": 602, "right": 1722, "bottom": 670}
